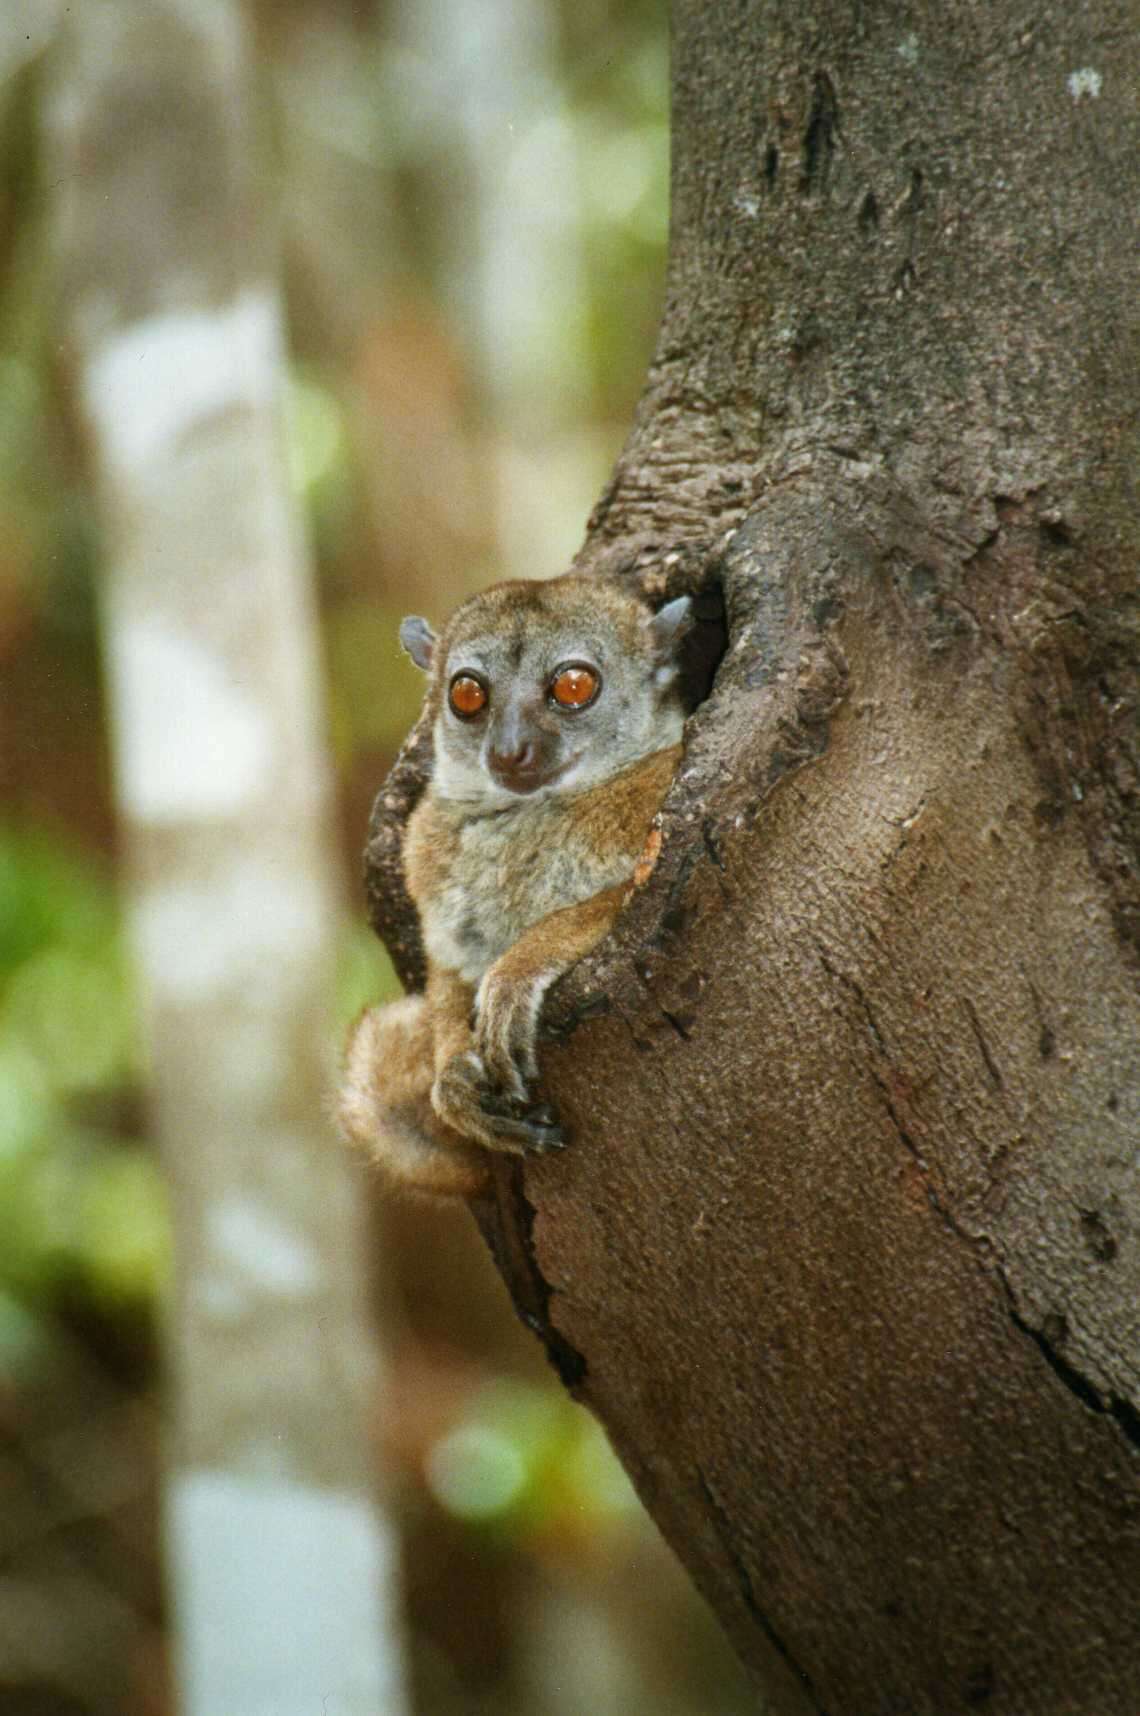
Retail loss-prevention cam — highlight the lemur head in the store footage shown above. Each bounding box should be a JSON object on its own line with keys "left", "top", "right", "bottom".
{"left": 401, "top": 576, "right": 692, "bottom": 807}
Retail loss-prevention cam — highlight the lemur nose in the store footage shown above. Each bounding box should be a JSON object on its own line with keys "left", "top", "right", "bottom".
{"left": 492, "top": 739, "right": 537, "bottom": 772}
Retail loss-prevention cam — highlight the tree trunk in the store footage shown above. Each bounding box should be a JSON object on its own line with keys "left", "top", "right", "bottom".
{"left": 47, "top": 5, "right": 410, "bottom": 1713}
{"left": 366, "top": 3, "right": 1139, "bottom": 1711}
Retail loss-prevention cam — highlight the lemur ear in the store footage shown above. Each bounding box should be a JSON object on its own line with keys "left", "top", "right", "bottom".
{"left": 399, "top": 615, "right": 436, "bottom": 671}
{"left": 646, "top": 595, "right": 693, "bottom": 660}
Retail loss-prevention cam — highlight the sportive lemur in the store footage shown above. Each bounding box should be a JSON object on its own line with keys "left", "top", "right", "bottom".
{"left": 339, "top": 574, "right": 691, "bottom": 1197}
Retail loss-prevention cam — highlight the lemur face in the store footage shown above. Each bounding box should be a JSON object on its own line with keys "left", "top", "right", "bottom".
{"left": 401, "top": 577, "right": 691, "bottom": 808}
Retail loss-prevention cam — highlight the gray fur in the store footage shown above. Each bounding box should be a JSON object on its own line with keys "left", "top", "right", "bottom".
{"left": 416, "top": 588, "right": 690, "bottom": 983}
{"left": 421, "top": 792, "right": 636, "bottom": 983}
{"left": 431, "top": 594, "right": 690, "bottom": 810}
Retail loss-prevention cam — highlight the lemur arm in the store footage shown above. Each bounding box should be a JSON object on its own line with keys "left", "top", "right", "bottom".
{"left": 431, "top": 883, "right": 629, "bottom": 1154}
{"left": 474, "top": 882, "right": 631, "bottom": 1099}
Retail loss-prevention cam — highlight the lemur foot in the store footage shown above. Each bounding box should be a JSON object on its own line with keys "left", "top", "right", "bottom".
{"left": 433, "top": 1051, "right": 565, "bottom": 1155}
{"left": 478, "top": 1093, "right": 565, "bottom": 1152}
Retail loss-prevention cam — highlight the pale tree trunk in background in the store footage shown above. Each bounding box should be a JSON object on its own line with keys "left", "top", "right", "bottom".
{"left": 0, "top": 0, "right": 58, "bottom": 88}
{"left": 367, "top": 2, "right": 1139, "bottom": 1713}
{"left": 398, "top": 0, "right": 592, "bottom": 582}
{"left": 46, "top": 5, "right": 409, "bottom": 1714}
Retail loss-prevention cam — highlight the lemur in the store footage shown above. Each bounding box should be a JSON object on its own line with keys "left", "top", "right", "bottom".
{"left": 339, "top": 574, "right": 691, "bottom": 1197}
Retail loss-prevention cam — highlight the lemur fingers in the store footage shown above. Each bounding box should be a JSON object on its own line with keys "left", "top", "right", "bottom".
{"left": 473, "top": 967, "right": 557, "bottom": 1102}
{"left": 432, "top": 1048, "right": 563, "bottom": 1156}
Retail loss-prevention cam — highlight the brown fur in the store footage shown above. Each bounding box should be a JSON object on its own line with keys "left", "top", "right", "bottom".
{"left": 338, "top": 580, "right": 688, "bottom": 1197}
{"left": 436, "top": 576, "right": 651, "bottom": 672}
{"left": 553, "top": 743, "right": 681, "bottom": 866}
{"left": 337, "top": 997, "right": 488, "bottom": 1197}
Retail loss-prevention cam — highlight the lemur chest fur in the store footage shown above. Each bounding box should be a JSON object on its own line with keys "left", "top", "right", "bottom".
{"left": 407, "top": 788, "right": 636, "bottom": 984}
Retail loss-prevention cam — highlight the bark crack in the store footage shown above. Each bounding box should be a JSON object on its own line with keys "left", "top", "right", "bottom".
{"left": 660, "top": 1007, "right": 693, "bottom": 1042}
{"left": 830, "top": 960, "right": 1140, "bottom": 1460}
{"left": 800, "top": 71, "right": 839, "bottom": 196}
{"left": 701, "top": 815, "right": 727, "bottom": 871}
{"left": 1001, "top": 1283, "right": 1140, "bottom": 1457}
{"left": 817, "top": 949, "right": 887, "bottom": 1054}
{"left": 695, "top": 1465, "right": 830, "bottom": 1716}
{"left": 961, "top": 997, "right": 1005, "bottom": 1091}
{"left": 473, "top": 1170, "right": 587, "bottom": 1394}
{"left": 816, "top": 950, "right": 1007, "bottom": 1261}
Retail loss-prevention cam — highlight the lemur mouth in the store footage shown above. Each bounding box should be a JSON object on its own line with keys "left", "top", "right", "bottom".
{"left": 492, "top": 756, "right": 575, "bottom": 796}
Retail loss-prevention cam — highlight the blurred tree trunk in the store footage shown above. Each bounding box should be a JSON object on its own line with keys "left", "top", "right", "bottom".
{"left": 46, "top": 5, "right": 410, "bottom": 1714}
{"left": 368, "top": 2, "right": 1139, "bottom": 1712}
{"left": 395, "top": 0, "right": 591, "bottom": 585}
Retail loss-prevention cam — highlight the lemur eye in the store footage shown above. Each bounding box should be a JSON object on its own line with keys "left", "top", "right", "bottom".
{"left": 449, "top": 674, "right": 488, "bottom": 718}
{"left": 549, "top": 664, "right": 600, "bottom": 709}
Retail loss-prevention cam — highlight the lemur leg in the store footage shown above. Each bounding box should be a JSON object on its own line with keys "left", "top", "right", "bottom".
{"left": 339, "top": 991, "right": 489, "bottom": 1198}
{"left": 477, "top": 883, "right": 630, "bottom": 1094}
{"left": 435, "top": 884, "right": 630, "bottom": 1152}
{"left": 426, "top": 966, "right": 475, "bottom": 1077}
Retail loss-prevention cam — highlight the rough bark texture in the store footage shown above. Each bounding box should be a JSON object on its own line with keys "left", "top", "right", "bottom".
{"left": 366, "top": 3, "right": 1139, "bottom": 1712}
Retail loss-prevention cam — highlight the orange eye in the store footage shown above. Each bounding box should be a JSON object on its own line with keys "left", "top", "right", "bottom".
{"left": 550, "top": 665, "right": 600, "bottom": 709}
{"left": 449, "top": 674, "right": 488, "bottom": 718}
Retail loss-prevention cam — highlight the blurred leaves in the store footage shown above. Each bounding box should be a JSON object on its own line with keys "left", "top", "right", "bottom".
{"left": 425, "top": 1378, "right": 639, "bottom": 1544}
{"left": 0, "top": 5, "right": 755, "bottom": 1709}
{"left": 0, "top": 827, "right": 138, "bottom": 1088}
{"left": 324, "top": 597, "right": 426, "bottom": 764}
{"left": 0, "top": 827, "right": 166, "bottom": 1321}
{"left": 334, "top": 920, "right": 403, "bottom": 1030}
{"left": 0, "top": 825, "right": 406, "bottom": 1329}
{"left": 284, "top": 370, "right": 348, "bottom": 499}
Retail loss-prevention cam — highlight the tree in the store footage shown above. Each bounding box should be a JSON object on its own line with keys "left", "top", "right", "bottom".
{"left": 367, "top": 2, "right": 1139, "bottom": 1712}
{"left": 46, "top": 4, "right": 410, "bottom": 1712}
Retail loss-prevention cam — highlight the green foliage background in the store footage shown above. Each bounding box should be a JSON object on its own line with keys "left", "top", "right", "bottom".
{"left": 0, "top": 4, "right": 756, "bottom": 1710}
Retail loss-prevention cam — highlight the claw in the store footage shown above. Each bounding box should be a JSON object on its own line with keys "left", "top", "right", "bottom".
{"left": 484, "top": 1110, "right": 566, "bottom": 1152}
{"left": 434, "top": 1047, "right": 565, "bottom": 1156}
{"left": 477, "top": 1092, "right": 565, "bottom": 1153}
{"left": 477, "top": 1084, "right": 535, "bottom": 1120}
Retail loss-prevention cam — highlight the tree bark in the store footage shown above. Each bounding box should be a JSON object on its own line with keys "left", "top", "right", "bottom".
{"left": 366, "top": 3, "right": 1139, "bottom": 1711}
